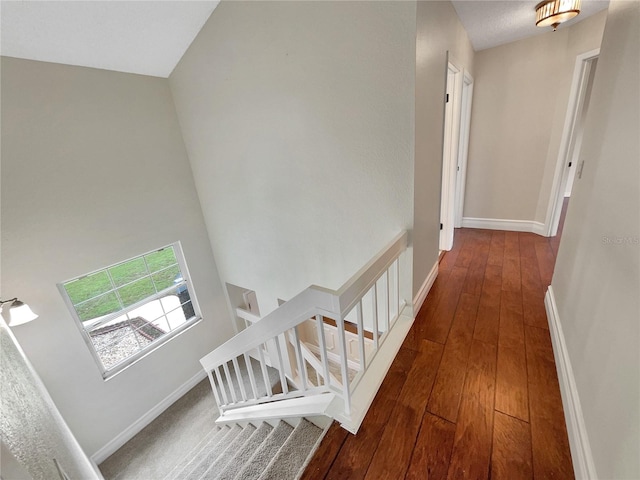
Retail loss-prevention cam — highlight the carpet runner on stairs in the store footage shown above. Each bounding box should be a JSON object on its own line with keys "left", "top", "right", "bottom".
{"left": 163, "top": 418, "right": 322, "bottom": 480}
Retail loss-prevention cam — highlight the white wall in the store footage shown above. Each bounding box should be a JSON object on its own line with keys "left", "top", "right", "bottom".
{"left": 551, "top": 1, "right": 639, "bottom": 477}
{"left": 413, "top": 1, "right": 474, "bottom": 296}
{"left": 169, "top": 1, "right": 417, "bottom": 315}
{"left": 464, "top": 11, "right": 606, "bottom": 224}
{"left": 0, "top": 57, "right": 233, "bottom": 456}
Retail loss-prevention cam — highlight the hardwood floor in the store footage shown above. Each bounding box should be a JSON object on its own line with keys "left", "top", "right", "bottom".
{"left": 301, "top": 227, "right": 573, "bottom": 480}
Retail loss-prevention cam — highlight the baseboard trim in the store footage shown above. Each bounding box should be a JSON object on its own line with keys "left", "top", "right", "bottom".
{"left": 545, "top": 287, "right": 597, "bottom": 480}
{"left": 91, "top": 369, "right": 207, "bottom": 464}
{"left": 462, "top": 217, "right": 547, "bottom": 236}
{"left": 413, "top": 260, "right": 439, "bottom": 316}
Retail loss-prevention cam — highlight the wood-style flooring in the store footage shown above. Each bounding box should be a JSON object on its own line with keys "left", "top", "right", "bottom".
{"left": 301, "top": 224, "right": 573, "bottom": 479}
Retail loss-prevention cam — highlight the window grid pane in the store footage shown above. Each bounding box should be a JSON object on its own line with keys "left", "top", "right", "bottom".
{"left": 60, "top": 242, "right": 200, "bottom": 379}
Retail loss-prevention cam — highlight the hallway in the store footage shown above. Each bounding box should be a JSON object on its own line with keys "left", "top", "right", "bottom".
{"left": 302, "top": 227, "right": 573, "bottom": 479}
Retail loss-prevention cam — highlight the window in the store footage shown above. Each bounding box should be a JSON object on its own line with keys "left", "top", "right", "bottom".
{"left": 59, "top": 243, "right": 200, "bottom": 379}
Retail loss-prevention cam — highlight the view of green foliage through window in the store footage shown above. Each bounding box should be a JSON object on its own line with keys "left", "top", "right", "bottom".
{"left": 60, "top": 244, "right": 199, "bottom": 377}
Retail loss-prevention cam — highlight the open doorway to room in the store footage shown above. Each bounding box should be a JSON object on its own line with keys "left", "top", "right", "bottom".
{"left": 440, "top": 54, "right": 474, "bottom": 251}
{"left": 545, "top": 49, "right": 599, "bottom": 240}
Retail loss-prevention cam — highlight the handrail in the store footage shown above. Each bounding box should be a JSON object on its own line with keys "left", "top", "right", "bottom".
{"left": 200, "top": 230, "right": 408, "bottom": 419}
{"left": 201, "top": 231, "right": 407, "bottom": 371}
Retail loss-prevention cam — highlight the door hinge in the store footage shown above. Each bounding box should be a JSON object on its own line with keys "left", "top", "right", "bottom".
{"left": 446, "top": 93, "right": 449, "bottom": 103}
{"left": 440, "top": 223, "right": 443, "bottom": 230}
{"left": 568, "top": 161, "right": 572, "bottom": 167}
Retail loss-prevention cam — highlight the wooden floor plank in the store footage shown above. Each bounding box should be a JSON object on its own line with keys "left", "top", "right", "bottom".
{"left": 403, "top": 269, "right": 453, "bottom": 351}
{"left": 447, "top": 339, "right": 497, "bottom": 480}
{"left": 502, "top": 232, "right": 522, "bottom": 292}
{"left": 405, "top": 413, "right": 456, "bottom": 480}
{"left": 463, "top": 232, "right": 491, "bottom": 296}
{"left": 423, "top": 266, "right": 468, "bottom": 344}
{"left": 495, "top": 290, "right": 529, "bottom": 422}
{"left": 440, "top": 229, "right": 469, "bottom": 272}
{"left": 454, "top": 232, "right": 476, "bottom": 268}
{"left": 473, "top": 264, "right": 503, "bottom": 346}
{"left": 534, "top": 241, "right": 555, "bottom": 288}
{"left": 325, "top": 348, "right": 417, "bottom": 480}
{"left": 525, "top": 325, "right": 574, "bottom": 479}
{"left": 364, "top": 341, "right": 443, "bottom": 480}
{"left": 491, "top": 411, "right": 533, "bottom": 480}
{"left": 299, "top": 421, "right": 348, "bottom": 480}
{"left": 487, "top": 231, "right": 505, "bottom": 267}
{"left": 427, "top": 293, "right": 480, "bottom": 422}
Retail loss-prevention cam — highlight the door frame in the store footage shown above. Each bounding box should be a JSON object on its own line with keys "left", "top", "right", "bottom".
{"left": 454, "top": 70, "right": 474, "bottom": 228}
{"left": 440, "top": 59, "right": 462, "bottom": 251}
{"left": 544, "top": 48, "right": 600, "bottom": 237}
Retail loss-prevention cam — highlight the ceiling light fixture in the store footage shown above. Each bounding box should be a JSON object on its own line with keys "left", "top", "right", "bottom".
{"left": 535, "top": 0, "right": 581, "bottom": 31}
{"left": 0, "top": 298, "right": 39, "bottom": 326}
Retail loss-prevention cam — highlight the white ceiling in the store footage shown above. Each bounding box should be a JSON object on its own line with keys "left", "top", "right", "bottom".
{"left": 0, "top": 1, "right": 220, "bottom": 78}
{"left": 0, "top": 0, "right": 609, "bottom": 78}
{"left": 451, "top": 0, "right": 610, "bottom": 51}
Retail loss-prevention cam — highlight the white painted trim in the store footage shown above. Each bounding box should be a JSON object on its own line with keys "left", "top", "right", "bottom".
{"left": 440, "top": 59, "right": 462, "bottom": 251}
{"left": 413, "top": 260, "right": 439, "bottom": 315}
{"left": 543, "top": 48, "right": 600, "bottom": 238}
{"left": 331, "top": 312, "right": 414, "bottom": 434}
{"left": 454, "top": 70, "right": 474, "bottom": 228}
{"left": 545, "top": 287, "right": 597, "bottom": 480}
{"left": 91, "top": 369, "right": 207, "bottom": 463}
{"left": 461, "top": 217, "right": 545, "bottom": 235}
{"left": 215, "top": 392, "right": 335, "bottom": 425}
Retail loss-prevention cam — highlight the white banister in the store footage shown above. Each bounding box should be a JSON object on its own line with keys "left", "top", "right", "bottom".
{"left": 200, "top": 230, "right": 408, "bottom": 421}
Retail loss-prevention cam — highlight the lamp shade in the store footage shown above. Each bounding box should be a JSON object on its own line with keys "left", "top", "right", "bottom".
{"left": 0, "top": 298, "right": 39, "bottom": 326}
{"left": 8, "top": 301, "right": 38, "bottom": 326}
{"left": 536, "top": 0, "right": 581, "bottom": 30}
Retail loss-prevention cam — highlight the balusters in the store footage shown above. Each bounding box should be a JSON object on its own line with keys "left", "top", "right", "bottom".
{"left": 385, "top": 269, "right": 391, "bottom": 331}
{"left": 232, "top": 356, "right": 248, "bottom": 402}
{"left": 372, "top": 284, "right": 380, "bottom": 350}
{"left": 292, "top": 326, "right": 308, "bottom": 391}
{"left": 315, "top": 314, "right": 331, "bottom": 388}
{"left": 243, "top": 353, "right": 259, "bottom": 400}
{"left": 356, "top": 301, "right": 366, "bottom": 371}
{"left": 257, "top": 343, "right": 273, "bottom": 397}
{"left": 273, "top": 336, "right": 289, "bottom": 395}
{"left": 214, "top": 367, "right": 229, "bottom": 405}
{"left": 222, "top": 362, "right": 237, "bottom": 403}
{"left": 336, "top": 316, "right": 352, "bottom": 415}
{"left": 395, "top": 258, "right": 400, "bottom": 323}
{"left": 207, "top": 371, "right": 223, "bottom": 408}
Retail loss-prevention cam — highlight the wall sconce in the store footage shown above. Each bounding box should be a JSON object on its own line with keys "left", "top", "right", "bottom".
{"left": 0, "top": 298, "right": 38, "bottom": 326}
{"left": 536, "top": 0, "right": 581, "bottom": 31}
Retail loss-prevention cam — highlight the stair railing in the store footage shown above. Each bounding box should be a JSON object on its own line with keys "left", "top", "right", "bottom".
{"left": 200, "top": 231, "right": 408, "bottom": 420}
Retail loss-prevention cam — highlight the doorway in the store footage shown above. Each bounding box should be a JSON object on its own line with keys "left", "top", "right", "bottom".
{"left": 440, "top": 57, "right": 473, "bottom": 251}
{"left": 545, "top": 49, "right": 599, "bottom": 237}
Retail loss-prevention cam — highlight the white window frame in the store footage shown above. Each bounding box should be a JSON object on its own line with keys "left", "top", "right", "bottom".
{"left": 58, "top": 241, "right": 201, "bottom": 380}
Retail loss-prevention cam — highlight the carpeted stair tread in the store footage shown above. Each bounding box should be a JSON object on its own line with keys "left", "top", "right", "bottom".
{"left": 217, "top": 422, "right": 274, "bottom": 480}
{"left": 183, "top": 424, "right": 243, "bottom": 480}
{"left": 257, "top": 419, "right": 323, "bottom": 480}
{"left": 200, "top": 423, "right": 257, "bottom": 479}
{"left": 231, "top": 421, "right": 294, "bottom": 480}
{"left": 169, "top": 425, "right": 231, "bottom": 480}
{"left": 162, "top": 425, "right": 225, "bottom": 480}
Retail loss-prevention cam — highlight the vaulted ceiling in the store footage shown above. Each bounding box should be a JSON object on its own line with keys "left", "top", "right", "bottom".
{"left": 0, "top": 0, "right": 609, "bottom": 78}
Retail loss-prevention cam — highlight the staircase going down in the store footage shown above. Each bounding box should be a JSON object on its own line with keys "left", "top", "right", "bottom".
{"left": 163, "top": 418, "right": 323, "bottom": 480}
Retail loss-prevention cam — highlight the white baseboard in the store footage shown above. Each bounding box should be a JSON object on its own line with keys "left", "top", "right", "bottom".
{"left": 91, "top": 369, "right": 208, "bottom": 464}
{"left": 462, "top": 217, "right": 547, "bottom": 236}
{"left": 545, "top": 287, "right": 597, "bottom": 480}
{"left": 413, "top": 260, "right": 439, "bottom": 315}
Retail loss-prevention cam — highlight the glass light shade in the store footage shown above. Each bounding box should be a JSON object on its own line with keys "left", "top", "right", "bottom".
{"left": 8, "top": 301, "right": 38, "bottom": 326}
{"left": 536, "top": 0, "right": 581, "bottom": 30}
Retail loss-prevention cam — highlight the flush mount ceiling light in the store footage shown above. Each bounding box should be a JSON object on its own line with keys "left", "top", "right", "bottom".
{"left": 536, "top": 0, "right": 581, "bottom": 31}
